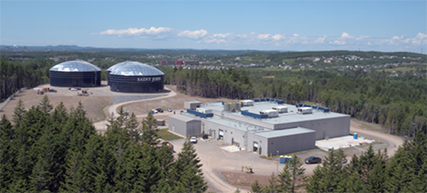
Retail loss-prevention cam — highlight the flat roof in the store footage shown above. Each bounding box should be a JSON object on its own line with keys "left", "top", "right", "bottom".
{"left": 256, "top": 127, "right": 315, "bottom": 139}
{"left": 203, "top": 102, "right": 349, "bottom": 125}
{"left": 176, "top": 113, "right": 314, "bottom": 139}
{"left": 169, "top": 114, "right": 199, "bottom": 122}
{"left": 185, "top": 101, "right": 202, "bottom": 104}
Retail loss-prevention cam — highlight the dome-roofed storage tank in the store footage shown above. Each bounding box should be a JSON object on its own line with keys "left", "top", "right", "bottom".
{"left": 107, "top": 62, "right": 128, "bottom": 85}
{"left": 109, "top": 61, "right": 164, "bottom": 93}
{"left": 49, "top": 60, "right": 101, "bottom": 87}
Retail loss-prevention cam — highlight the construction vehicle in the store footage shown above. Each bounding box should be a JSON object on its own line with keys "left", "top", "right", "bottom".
{"left": 241, "top": 165, "right": 254, "bottom": 174}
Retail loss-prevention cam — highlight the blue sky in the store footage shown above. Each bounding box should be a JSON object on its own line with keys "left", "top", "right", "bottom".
{"left": 1, "top": 1, "right": 426, "bottom": 52}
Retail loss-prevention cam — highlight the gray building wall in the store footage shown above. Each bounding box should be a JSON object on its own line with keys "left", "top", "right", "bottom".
{"left": 266, "top": 132, "right": 316, "bottom": 155}
{"left": 168, "top": 116, "right": 201, "bottom": 137}
{"left": 184, "top": 101, "right": 202, "bottom": 110}
{"left": 187, "top": 121, "right": 202, "bottom": 137}
{"left": 274, "top": 116, "right": 350, "bottom": 140}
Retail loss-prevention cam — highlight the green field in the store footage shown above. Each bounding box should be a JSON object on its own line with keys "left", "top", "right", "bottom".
{"left": 158, "top": 129, "right": 183, "bottom": 141}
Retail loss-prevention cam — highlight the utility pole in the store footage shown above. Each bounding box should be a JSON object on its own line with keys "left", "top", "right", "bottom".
{"left": 276, "top": 150, "right": 279, "bottom": 176}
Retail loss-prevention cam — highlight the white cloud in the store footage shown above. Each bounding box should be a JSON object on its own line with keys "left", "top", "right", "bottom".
{"left": 315, "top": 35, "right": 327, "bottom": 43}
{"left": 205, "top": 39, "right": 227, "bottom": 44}
{"left": 97, "top": 27, "right": 173, "bottom": 37}
{"left": 94, "top": 27, "right": 425, "bottom": 51}
{"left": 341, "top": 32, "right": 353, "bottom": 39}
{"left": 178, "top": 29, "right": 208, "bottom": 39}
{"left": 257, "top": 34, "right": 271, "bottom": 40}
{"left": 213, "top": 33, "right": 232, "bottom": 38}
{"left": 272, "top": 34, "right": 285, "bottom": 40}
{"left": 392, "top": 35, "right": 405, "bottom": 40}
{"left": 329, "top": 40, "right": 347, "bottom": 45}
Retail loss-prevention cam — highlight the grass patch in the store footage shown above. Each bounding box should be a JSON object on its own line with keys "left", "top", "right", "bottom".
{"left": 351, "top": 119, "right": 382, "bottom": 131}
{"left": 158, "top": 129, "right": 183, "bottom": 141}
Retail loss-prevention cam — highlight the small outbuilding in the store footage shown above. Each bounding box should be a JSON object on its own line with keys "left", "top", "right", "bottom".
{"left": 168, "top": 114, "right": 201, "bottom": 138}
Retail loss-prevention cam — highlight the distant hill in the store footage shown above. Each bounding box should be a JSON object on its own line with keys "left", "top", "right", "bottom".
{"left": 0, "top": 45, "right": 293, "bottom": 56}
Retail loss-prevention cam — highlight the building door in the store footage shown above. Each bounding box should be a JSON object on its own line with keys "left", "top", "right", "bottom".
{"left": 219, "top": 129, "right": 224, "bottom": 140}
{"left": 253, "top": 142, "right": 258, "bottom": 152}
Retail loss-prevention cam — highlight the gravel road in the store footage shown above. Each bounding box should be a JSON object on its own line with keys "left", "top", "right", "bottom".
{"left": 113, "top": 95, "right": 161, "bottom": 104}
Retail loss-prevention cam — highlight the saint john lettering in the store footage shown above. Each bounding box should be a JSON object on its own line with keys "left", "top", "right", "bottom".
{"left": 137, "top": 77, "right": 161, "bottom": 82}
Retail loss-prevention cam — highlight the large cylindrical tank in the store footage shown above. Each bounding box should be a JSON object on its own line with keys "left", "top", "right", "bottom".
{"left": 109, "top": 61, "right": 164, "bottom": 93}
{"left": 232, "top": 102, "right": 240, "bottom": 112}
{"left": 223, "top": 103, "right": 231, "bottom": 112}
{"left": 49, "top": 60, "right": 101, "bottom": 87}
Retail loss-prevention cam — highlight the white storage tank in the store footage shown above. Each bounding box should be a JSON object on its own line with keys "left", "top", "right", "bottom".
{"left": 196, "top": 108, "right": 212, "bottom": 114}
{"left": 259, "top": 109, "right": 279, "bottom": 118}
{"left": 241, "top": 100, "right": 254, "bottom": 106}
{"left": 272, "top": 106, "right": 288, "bottom": 113}
{"left": 297, "top": 107, "right": 313, "bottom": 114}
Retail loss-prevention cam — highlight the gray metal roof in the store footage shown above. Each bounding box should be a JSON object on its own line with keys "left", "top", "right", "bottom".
{"left": 256, "top": 127, "right": 315, "bottom": 138}
{"left": 169, "top": 114, "right": 200, "bottom": 123}
{"left": 107, "top": 62, "right": 127, "bottom": 72}
{"left": 203, "top": 102, "right": 349, "bottom": 126}
{"left": 50, "top": 60, "right": 101, "bottom": 72}
{"left": 175, "top": 113, "right": 314, "bottom": 139}
{"left": 109, "top": 61, "right": 164, "bottom": 76}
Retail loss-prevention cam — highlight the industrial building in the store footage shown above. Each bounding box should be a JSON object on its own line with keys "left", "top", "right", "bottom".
{"left": 49, "top": 60, "right": 101, "bottom": 87}
{"left": 108, "top": 61, "right": 165, "bottom": 93}
{"left": 168, "top": 100, "right": 350, "bottom": 156}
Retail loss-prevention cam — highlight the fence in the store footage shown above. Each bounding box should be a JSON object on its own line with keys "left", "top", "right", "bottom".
{"left": 0, "top": 87, "right": 27, "bottom": 111}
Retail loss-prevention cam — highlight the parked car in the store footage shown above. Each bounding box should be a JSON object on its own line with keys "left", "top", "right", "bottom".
{"left": 156, "top": 108, "right": 164, "bottom": 113}
{"left": 190, "top": 136, "right": 197, "bottom": 144}
{"left": 167, "top": 108, "right": 172, "bottom": 112}
{"left": 305, "top": 156, "right": 322, "bottom": 164}
{"left": 48, "top": 89, "right": 57, "bottom": 93}
{"left": 151, "top": 109, "right": 158, "bottom": 114}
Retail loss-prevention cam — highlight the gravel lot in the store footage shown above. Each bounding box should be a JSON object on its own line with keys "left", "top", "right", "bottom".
{"left": 113, "top": 95, "right": 161, "bottom": 104}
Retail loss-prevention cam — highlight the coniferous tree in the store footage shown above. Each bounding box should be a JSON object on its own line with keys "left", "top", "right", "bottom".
{"left": 276, "top": 155, "right": 306, "bottom": 193}
{"left": 126, "top": 112, "right": 139, "bottom": 142}
{"left": 0, "top": 115, "right": 15, "bottom": 192}
{"left": 140, "top": 112, "right": 159, "bottom": 146}
{"left": 264, "top": 172, "right": 277, "bottom": 193}
{"left": 62, "top": 150, "right": 85, "bottom": 192}
{"left": 39, "top": 95, "right": 53, "bottom": 116}
{"left": 251, "top": 180, "right": 263, "bottom": 193}
{"left": 12, "top": 99, "right": 26, "bottom": 126}
{"left": 173, "top": 140, "right": 207, "bottom": 193}
{"left": 306, "top": 148, "right": 347, "bottom": 192}
{"left": 29, "top": 126, "right": 61, "bottom": 191}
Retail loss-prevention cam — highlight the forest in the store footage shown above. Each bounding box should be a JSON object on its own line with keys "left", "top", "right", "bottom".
{"left": 0, "top": 96, "right": 207, "bottom": 192}
{"left": 0, "top": 58, "right": 52, "bottom": 101}
{"left": 164, "top": 67, "right": 427, "bottom": 137}
{"left": 250, "top": 130, "right": 427, "bottom": 193}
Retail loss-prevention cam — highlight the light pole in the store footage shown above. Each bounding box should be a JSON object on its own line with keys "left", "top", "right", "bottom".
{"left": 276, "top": 150, "right": 279, "bottom": 176}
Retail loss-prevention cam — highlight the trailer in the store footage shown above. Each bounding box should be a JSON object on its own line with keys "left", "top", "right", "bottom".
{"left": 272, "top": 106, "right": 288, "bottom": 113}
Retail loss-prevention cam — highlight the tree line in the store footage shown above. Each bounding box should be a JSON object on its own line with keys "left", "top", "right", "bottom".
{"left": 0, "top": 96, "right": 207, "bottom": 192}
{"left": 250, "top": 130, "right": 427, "bottom": 192}
{"left": 165, "top": 67, "right": 254, "bottom": 99}
{"left": 0, "top": 58, "right": 52, "bottom": 102}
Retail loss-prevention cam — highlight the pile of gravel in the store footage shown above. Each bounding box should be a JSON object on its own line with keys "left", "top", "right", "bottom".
{"left": 113, "top": 95, "right": 161, "bottom": 104}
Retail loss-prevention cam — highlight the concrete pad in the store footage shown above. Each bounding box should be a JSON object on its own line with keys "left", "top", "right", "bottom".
{"left": 316, "top": 135, "right": 376, "bottom": 151}
{"left": 221, "top": 145, "right": 244, "bottom": 152}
